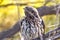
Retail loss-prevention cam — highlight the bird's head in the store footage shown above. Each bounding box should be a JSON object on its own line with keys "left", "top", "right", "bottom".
{"left": 24, "top": 6, "right": 39, "bottom": 19}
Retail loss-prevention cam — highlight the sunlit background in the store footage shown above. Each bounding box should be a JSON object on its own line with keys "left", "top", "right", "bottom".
{"left": 0, "top": 0, "right": 60, "bottom": 40}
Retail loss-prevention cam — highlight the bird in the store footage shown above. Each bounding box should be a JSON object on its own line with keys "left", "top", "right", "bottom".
{"left": 20, "top": 6, "right": 45, "bottom": 40}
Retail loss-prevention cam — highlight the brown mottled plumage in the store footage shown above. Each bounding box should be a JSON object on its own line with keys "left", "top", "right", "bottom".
{"left": 20, "top": 6, "right": 45, "bottom": 40}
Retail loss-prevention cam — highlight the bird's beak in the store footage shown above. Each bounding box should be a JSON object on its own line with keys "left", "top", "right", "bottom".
{"left": 24, "top": 7, "right": 31, "bottom": 14}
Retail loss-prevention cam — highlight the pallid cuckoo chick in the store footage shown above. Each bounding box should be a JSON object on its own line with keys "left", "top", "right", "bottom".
{"left": 20, "top": 6, "right": 45, "bottom": 40}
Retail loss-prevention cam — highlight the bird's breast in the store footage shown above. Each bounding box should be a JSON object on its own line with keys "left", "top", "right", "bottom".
{"left": 21, "top": 19, "right": 39, "bottom": 39}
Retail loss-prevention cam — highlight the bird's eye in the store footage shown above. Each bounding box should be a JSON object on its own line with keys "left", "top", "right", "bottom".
{"left": 31, "top": 11, "right": 34, "bottom": 13}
